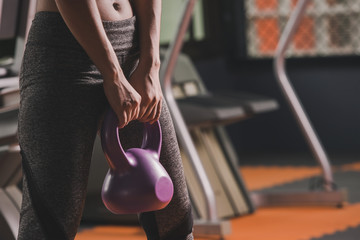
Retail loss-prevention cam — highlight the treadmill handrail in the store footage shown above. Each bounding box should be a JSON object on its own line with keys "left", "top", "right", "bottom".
{"left": 159, "top": 0, "right": 218, "bottom": 221}
{"left": 273, "top": 0, "right": 333, "bottom": 191}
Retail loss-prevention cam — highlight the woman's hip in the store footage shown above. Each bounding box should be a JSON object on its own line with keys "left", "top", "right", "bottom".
{"left": 20, "top": 11, "right": 140, "bottom": 87}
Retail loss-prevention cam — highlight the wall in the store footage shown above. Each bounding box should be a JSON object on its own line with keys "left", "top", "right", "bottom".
{"left": 194, "top": 56, "right": 360, "bottom": 154}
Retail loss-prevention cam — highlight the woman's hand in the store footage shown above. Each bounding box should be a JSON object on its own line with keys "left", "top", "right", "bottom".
{"left": 54, "top": 0, "right": 142, "bottom": 128}
{"left": 129, "top": 62, "right": 163, "bottom": 124}
{"left": 103, "top": 70, "right": 142, "bottom": 128}
{"left": 131, "top": 0, "right": 162, "bottom": 124}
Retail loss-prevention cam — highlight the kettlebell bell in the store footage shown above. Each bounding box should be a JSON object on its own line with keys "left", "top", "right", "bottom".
{"left": 100, "top": 108, "right": 174, "bottom": 214}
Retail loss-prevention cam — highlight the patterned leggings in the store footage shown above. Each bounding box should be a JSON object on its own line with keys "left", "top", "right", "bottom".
{"left": 17, "top": 12, "right": 193, "bottom": 240}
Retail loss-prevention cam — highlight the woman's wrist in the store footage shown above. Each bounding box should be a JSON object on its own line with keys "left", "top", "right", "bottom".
{"left": 102, "top": 66, "right": 125, "bottom": 84}
{"left": 138, "top": 55, "right": 161, "bottom": 71}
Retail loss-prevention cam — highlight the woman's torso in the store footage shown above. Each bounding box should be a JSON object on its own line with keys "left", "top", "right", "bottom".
{"left": 36, "top": 0, "right": 134, "bottom": 21}
{"left": 21, "top": 0, "right": 139, "bottom": 87}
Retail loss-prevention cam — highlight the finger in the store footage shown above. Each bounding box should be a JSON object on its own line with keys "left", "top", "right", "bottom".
{"left": 117, "top": 111, "right": 128, "bottom": 129}
{"left": 127, "top": 105, "right": 136, "bottom": 123}
{"left": 137, "top": 103, "right": 149, "bottom": 120}
{"left": 140, "top": 103, "right": 156, "bottom": 123}
{"left": 148, "top": 102, "right": 158, "bottom": 124}
{"left": 150, "top": 101, "right": 162, "bottom": 124}
{"left": 122, "top": 99, "right": 138, "bottom": 125}
{"left": 133, "top": 104, "right": 141, "bottom": 120}
{"left": 144, "top": 97, "right": 159, "bottom": 122}
{"left": 129, "top": 105, "right": 140, "bottom": 123}
{"left": 155, "top": 100, "right": 162, "bottom": 121}
{"left": 139, "top": 102, "right": 154, "bottom": 122}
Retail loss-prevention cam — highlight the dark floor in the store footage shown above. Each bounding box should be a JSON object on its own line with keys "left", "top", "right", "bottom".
{"left": 78, "top": 153, "right": 360, "bottom": 240}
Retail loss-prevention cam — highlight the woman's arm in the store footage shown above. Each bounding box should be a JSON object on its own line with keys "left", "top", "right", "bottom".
{"left": 130, "top": 0, "right": 163, "bottom": 124}
{"left": 131, "top": 0, "right": 161, "bottom": 66}
{"left": 54, "top": 0, "right": 141, "bottom": 128}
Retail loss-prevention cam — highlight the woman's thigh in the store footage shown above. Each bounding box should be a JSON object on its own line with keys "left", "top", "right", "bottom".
{"left": 18, "top": 82, "right": 107, "bottom": 239}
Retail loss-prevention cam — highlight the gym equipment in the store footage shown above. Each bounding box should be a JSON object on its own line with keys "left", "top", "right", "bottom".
{"left": 100, "top": 108, "right": 174, "bottom": 214}
{"left": 159, "top": 0, "right": 229, "bottom": 235}
{"left": 159, "top": 0, "right": 274, "bottom": 236}
{"left": 0, "top": 1, "right": 41, "bottom": 239}
{"left": 166, "top": 51, "right": 275, "bottom": 220}
{"left": 167, "top": 50, "right": 278, "bottom": 172}
{"left": 251, "top": 0, "right": 346, "bottom": 207}
{"left": 0, "top": 108, "right": 22, "bottom": 240}
{"left": 169, "top": 52, "right": 279, "bottom": 129}
{"left": 0, "top": 0, "right": 20, "bottom": 39}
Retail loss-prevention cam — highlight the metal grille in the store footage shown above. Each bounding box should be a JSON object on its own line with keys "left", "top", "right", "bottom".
{"left": 245, "top": 0, "right": 360, "bottom": 58}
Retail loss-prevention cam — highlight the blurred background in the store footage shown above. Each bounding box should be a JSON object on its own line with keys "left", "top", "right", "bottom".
{"left": 160, "top": 0, "right": 360, "bottom": 158}
{"left": 1, "top": 0, "right": 360, "bottom": 239}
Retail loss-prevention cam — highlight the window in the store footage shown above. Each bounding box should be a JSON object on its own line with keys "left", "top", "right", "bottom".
{"left": 245, "top": 0, "right": 360, "bottom": 58}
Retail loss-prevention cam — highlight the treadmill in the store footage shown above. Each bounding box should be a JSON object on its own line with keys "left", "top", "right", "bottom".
{"left": 0, "top": 0, "right": 37, "bottom": 239}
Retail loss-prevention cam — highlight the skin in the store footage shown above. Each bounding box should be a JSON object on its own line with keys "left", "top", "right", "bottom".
{"left": 36, "top": 0, "right": 163, "bottom": 128}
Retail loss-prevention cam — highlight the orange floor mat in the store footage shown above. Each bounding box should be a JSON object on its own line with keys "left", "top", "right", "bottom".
{"left": 341, "top": 162, "right": 360, "bottom": 171}
{"left": 76, "top": 226, "right": 146, "bottom": 240}
{"left": 239, "top": 166, "right": 322, "bottom": 191}
{"left": 77, "top": 204, "right": 360, "bottom": 240}
{"left": 221, "top": 204, "right": 360, "bottom": 240}
{"left": 76, "top": 162, "right": 360, "bottom": 240}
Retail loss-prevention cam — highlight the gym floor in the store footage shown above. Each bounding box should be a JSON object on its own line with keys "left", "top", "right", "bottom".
{"left": 76, "top": 153, "right": 360, "bottom": 240}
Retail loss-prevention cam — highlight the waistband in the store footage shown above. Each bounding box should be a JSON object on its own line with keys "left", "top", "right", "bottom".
{"left": 27, "top": 11, "right": 138, "bottom": 55}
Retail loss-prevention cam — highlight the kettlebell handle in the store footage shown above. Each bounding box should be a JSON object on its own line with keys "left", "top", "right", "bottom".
{"left": 101, "top": 107, "right": 162, "bottom": 171}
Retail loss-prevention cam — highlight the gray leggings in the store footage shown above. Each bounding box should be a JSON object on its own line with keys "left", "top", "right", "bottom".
{"left": 17, "top": 12, "right": 193, "bottom": 240}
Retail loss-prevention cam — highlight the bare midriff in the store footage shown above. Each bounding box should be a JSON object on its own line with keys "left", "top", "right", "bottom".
{"left": 36, "top": 0, "right": 134, "bottom": 21}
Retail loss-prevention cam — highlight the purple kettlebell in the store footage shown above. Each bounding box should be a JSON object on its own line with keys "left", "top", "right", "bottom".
{"left": 100, "top": 108, "right": 174, "bottom": 214}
